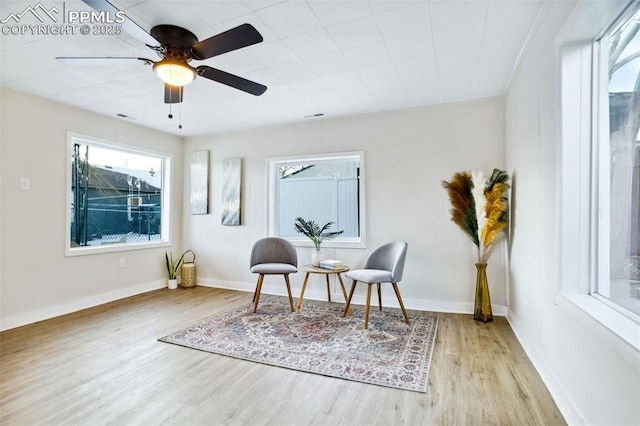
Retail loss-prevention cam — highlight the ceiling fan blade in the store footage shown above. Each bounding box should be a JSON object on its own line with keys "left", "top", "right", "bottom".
{"left": 56, "top": 57, "right": 154, "bottom": 66}
{"left": 164, "top": 84, "right": 183, "bottom": 104}
{"left": 82, "top": 0, "right": 158, "bottom": 46}
{"left": 190, "top": 23, "right": 263, "bottom": 60}
{"left": 196, "top": 66, "right": 267, "bottom": 96}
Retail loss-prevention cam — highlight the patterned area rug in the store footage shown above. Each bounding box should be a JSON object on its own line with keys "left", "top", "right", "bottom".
{"left": 159, "top": 295, "right": 438, "bottom": 392}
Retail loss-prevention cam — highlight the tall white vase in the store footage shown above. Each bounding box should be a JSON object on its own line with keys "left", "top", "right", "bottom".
{"left": 311, "top": 249, "right": 324, "bottom": 267}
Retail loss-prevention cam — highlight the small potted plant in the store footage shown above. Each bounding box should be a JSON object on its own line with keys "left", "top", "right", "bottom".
{"left": 165, "top": 251, "right": 186, "bottom": 289}
{"left": 294, "top": 217, "right": 344, "bottom": 266}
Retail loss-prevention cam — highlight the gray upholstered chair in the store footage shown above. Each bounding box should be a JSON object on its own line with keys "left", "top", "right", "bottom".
{"left": 342, "top": 241, "right": 410, "bottom": 329}
{"left": 250, "top": 237, "right": 297, "bottom": 313}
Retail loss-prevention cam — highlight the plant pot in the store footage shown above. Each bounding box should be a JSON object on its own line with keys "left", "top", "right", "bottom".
{"left": 311, "top": 249, "right": 324, "bottom": 267}
{"left": 168, "top": 278, "right": 178, "bottom": 290}
{"left": 473, "top": 263, "right": 493, "bottom": 322}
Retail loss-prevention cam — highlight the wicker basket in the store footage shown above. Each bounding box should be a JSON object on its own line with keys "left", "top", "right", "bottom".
{"left": 180, "top": 250, "right": 197, "bottom": 288}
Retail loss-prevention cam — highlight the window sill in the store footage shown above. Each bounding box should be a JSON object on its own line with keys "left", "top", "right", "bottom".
{"left": 556, "top": 293, "right": 640, "bottom": 369}
{"left": 65, "top": 239, "right": 170, "bottom": 257}
{"left": 286, "top": 237, "right": 366, "bottom": 250}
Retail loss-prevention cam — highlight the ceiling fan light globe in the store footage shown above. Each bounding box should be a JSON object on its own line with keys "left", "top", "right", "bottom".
{"left": 153, "top": 61, "right": 195, "bottom": 86}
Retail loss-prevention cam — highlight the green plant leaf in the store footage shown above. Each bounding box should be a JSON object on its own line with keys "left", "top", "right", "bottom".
{"left": 294, "top": 217, "right": 344, "bottom": 249}
{"left": 165, "top": 250, "right": 187, "bottom": 279}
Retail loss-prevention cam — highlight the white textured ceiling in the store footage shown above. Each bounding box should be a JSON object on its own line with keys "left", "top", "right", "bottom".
{"left": 0, "top": 0, "right": 545, "bottom": 136}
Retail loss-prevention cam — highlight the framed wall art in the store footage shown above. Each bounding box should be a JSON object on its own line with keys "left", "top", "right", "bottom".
{"left": 221, "top": 157, "right": 242, "bottom": 225}
{"left": 190, "top": 150, "right": 209, "bottom": 215}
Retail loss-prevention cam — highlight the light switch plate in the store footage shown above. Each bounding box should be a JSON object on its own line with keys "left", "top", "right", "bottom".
{"left": 20, "top": 177, "right": 31, "bottom": 191}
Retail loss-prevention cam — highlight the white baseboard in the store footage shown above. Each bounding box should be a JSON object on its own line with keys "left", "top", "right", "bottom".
{"left": 1, "top": 276, "right": 507, "bottom": 331}
{"left": 197, "top": 277, "right": 254, "bottom": 293}
{"left": 0, "top": 280, "right": 167, "bottom": 332}
{"left": 197, "top": 278, "right": 507, "bottom": 316}
{"left": 506, "top": 312, "right": 584, "bottom": 425}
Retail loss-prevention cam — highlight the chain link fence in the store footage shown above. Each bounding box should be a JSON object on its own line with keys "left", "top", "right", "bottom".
{"left": 71, "top": 194, "right": 161, "bottom": 246}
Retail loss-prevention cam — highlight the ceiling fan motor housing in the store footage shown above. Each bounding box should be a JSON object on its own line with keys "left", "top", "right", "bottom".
{"left": 151, "top": 25, "right": 199, "bottom": 49}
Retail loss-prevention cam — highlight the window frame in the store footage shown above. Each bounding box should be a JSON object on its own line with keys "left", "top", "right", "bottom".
{"left": 65, "top": 132, "right": 172, "bottom": 256}
{"left": 557, "top": 0, "right": 640, "bottom": 357}
{"left": 591, "top": 13, "right": 640, "bottom": 321}
{"left": 266, "top": 151, "right": 366, "bottom": 249}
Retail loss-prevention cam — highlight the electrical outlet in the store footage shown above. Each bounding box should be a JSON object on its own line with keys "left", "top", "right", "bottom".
{"left": 119, "top": 258, "right": 126, "bottom": 268}
{"left": 20, "top": 177, "right": 31, "bottom": 191}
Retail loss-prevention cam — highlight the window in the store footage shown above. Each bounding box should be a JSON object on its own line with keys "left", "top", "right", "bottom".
{"left": 559, "top": 0, "right": 640, "bottom": 354}
{"left": 594, "top": 4, "right": 640, "bottom": 317}
{"left": 66, "top": 133, "right": 171, "bottom": 255}
{"left": 267, "top": 152, "right": 366, "bottom": 248}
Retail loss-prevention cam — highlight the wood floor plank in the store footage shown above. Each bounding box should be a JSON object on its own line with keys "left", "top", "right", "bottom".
{"left": 0, "top": 287, "right": 565, "bottom": 425}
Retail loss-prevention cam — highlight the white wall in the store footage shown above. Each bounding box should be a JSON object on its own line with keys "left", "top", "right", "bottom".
{"left": 505, "top": 2, "right": 640, "bottom": 424}
{"left": 184, "top": 98, "right": 506, "bottom": 313}
{"left": 0, "top": 88, "right": 184, "bottom": 330}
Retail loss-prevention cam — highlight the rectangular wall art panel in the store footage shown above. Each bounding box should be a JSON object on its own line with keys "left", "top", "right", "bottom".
{"left": 221, "top": 157, "right": 242, "bottom": 226}
{"left": 190, "top": 150, "right": 209, "bottom": 215}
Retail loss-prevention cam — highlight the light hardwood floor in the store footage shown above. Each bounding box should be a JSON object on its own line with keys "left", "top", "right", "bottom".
{"left": 0, "top": 287, "right": 565, "bottom": 425}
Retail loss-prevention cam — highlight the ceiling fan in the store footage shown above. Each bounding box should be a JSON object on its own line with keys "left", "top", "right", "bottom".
{"left": 57, "top": 0, "right": 267, "bottom": 104}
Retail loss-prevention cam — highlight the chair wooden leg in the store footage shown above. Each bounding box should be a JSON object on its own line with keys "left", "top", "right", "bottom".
{"left": 253, "top": 275, "right": 264, "bottom": 313}
{"left": 392, "top": 282, "right": 410, "bottom": 325}
{"left": 377, "top": 283, "right": 382, "bottom": 310}
{"left": 364, "top": 284, "right": 372, "bottom": 329}
{"left": 284, "top": 274, "right": 294, "bottom": 312}
{"left": 342, "top": 280, "right": 357, "bottom": 317}
{"left": 337, "top": 273, "right": 352, "bottom": 315}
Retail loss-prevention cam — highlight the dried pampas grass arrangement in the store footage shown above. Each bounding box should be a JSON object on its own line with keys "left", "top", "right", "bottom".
{"left": 442, "top": 168, "right": 510, "bottom": 263}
